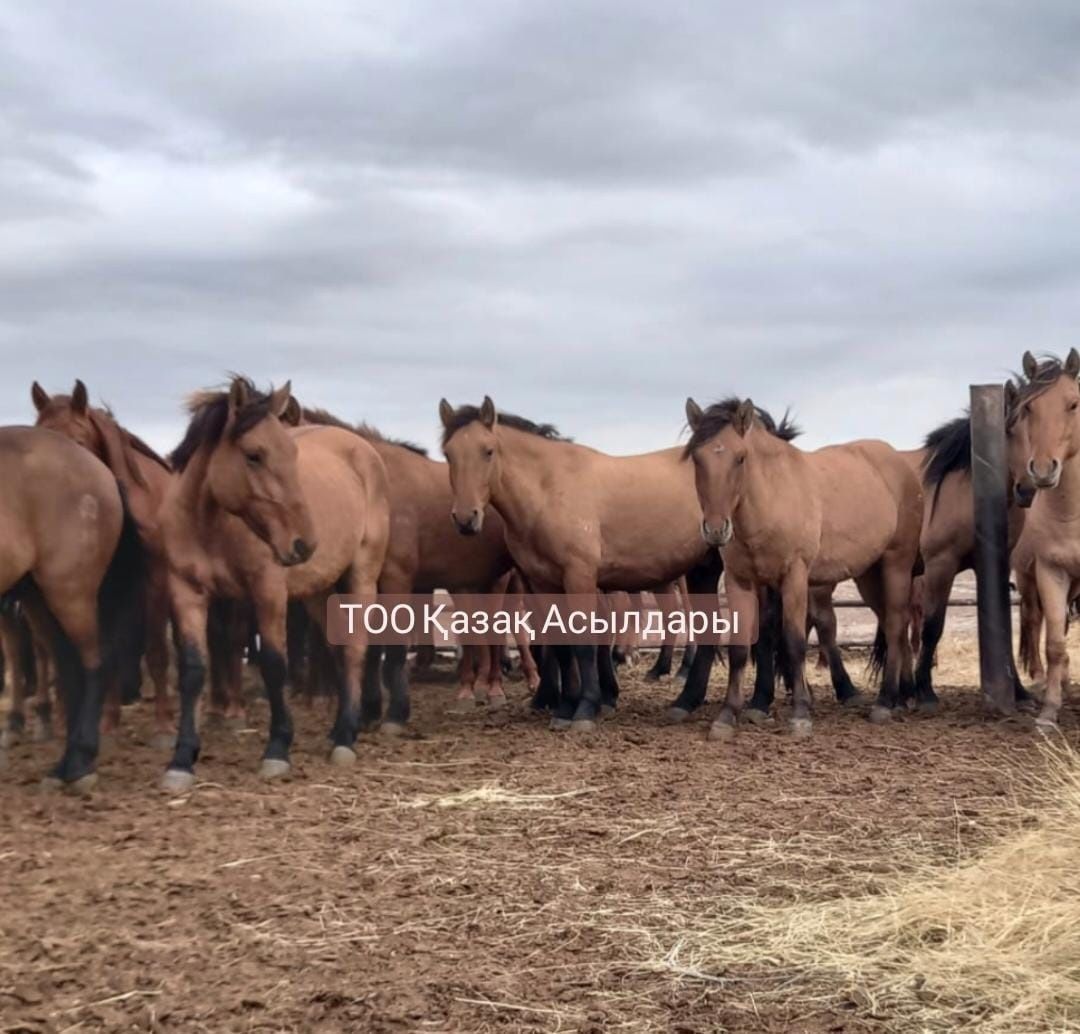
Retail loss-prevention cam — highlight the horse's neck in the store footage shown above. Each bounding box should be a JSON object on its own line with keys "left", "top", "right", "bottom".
{"left": 491, "top": 431, "right": 556, "bottom": 531}
{"left": 1042, "top": 453, "right": 1080, "bottom": 525}
{"left": 173, "top": 447, "right": 223, "bottom": 545}
{"left": 734, "top": 438, "right": 794, "bottom": 540}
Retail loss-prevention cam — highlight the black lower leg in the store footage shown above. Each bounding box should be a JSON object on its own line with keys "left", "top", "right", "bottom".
{"left": 670, "top": 644, "right": 716, "bottom": 712}
{"left": 360, "top": 646, "right": 383, "bottom": 729}
{"left": 554, "top": 646, "right": 578, "bottom": 722}
{"left": 63, "top": 666, "right": 105, "bottom": 781}
{"left": 827, "top": 646, "right": 858, "bottom": 702}
{"left": 913, "top": 608, "right": 945, "bottom": 706}
{"left": 532, "top": 646, "right": 562, "bottom": 711}
{"left": 383, "top": 645, "right": 411, "bottom": 725}
{"left": 597, "top": 645, "right": 619, "bottom": 709}
{"left": 167, "top": 642, "right": 206, "bottom": 774}
{"left": 646, "top": 644, "right": 673, "bottom": 681}
{"left": 571, "top": 645, "right": 601, "bottom": 722}
{"left": 259, "top": 647, "right": 293, "bottom": 762}
{"left": 748, "top": 588, "right": 782, "bottom": 713}
{"left": 677, "top": 644, "right": 697, "bottom": 679}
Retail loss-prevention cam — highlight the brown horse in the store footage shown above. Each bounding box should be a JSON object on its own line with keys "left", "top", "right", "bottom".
{"left": 0, "top": 602, "right": 54, "bottom": 746}
{"left": 907, "top": 392, "right": 1035, "bottom": 710}
{"left": 1008, "top": 350, "right": 1080, "bottom": 727}
{"left": 299, "top": 407, "right": 534, "bottom": 727}
{"left": 32, "top": 379, "right": 175, "bottom": 741}
{"left": 158, "top": 377, "right": 390, "bottom": 791}
{"left": 0, "top": 426, "right": 145, "bottom": 789}
{"left": 439, "top": 396, "right": 727, "bottom": 731}
{"left": 686, "top": 397, "right": 923, "bottom": 738}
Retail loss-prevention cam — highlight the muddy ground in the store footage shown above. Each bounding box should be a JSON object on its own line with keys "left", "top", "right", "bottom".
{"left": 0, "top": 632, "right": 1075, "bottom": 1034}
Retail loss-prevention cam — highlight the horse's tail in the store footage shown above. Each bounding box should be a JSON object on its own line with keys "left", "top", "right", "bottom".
{"left": 866, "top": 623, "right": 888, "bottom": 687}
{"left": 98, "top": 488, "right": 148, "bottom": 697}
{"left": 1018, "top": 590, "right": 1042, "bottom": 680}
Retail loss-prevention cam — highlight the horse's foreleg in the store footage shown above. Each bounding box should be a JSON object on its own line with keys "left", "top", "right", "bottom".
{"left": 780, "top": 565, "right": 812, "bottom": 738}
{"left": 746, "top": 586, "right": 781, "bottom": 720}
{"left": 0, "top": 613, "right": 29, "bottom": 747}
{"left": 913, "top": 555, "right": 955, "bottom": 713}
{"left": 485, "top": 646, "right": 508, "bottom": 708}
{"left": 381, "top": 644, "right": 411, "bottom": 733}
{"left": 667, "top": 558, "right": 722, "bottom": 720}
{"left": 162, "top": 581, "right": 210, "bottom": 792}
{"left": 532, "top": 645, "right": 561, "bottom": 712}
{"left": 709, "top": 643, "right": 748, "bottom": 741}
{"left": 253, "top": 594, "right": 293, "bottom": 780}
{"left": 597, "top": 644, "right": 619, "bottom": 714}
{"left": 360, "top": 644, "right": 383, "bottom": 730}
{"left": 145, "top": 575, "right": 173, "bottom": 745}
{"left": 569, "top": 644, "right": 601, "bottom": 730}
{"left": 1035, "top": 562, "right": 1071, "bottom": 727}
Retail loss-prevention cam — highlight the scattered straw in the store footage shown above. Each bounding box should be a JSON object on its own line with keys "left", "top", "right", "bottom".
{"left": 400, "top": 783, "right": 598, "bottom": 810}
{"left": 616, "top": 739, "right": 1080, "bottom": 1033}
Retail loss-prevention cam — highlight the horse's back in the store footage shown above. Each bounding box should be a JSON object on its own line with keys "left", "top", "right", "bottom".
{"left": 290, "top": 426, "right": 390, "bottom": 587}
{"left": 0, "top": 426, "right": 123, "bottom": 592}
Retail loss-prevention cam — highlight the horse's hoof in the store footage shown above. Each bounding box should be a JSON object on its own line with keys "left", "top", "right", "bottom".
{"left": 161, "top": 768, "right": 195, "bottom": 794}
{"left": 665, "top": 707, "right": 691, "bottom": 724}
{"left": 67, "top": 772, "right": 98, "bottom": 796}
{"left": 708, "top": 721, "right": 735, "bottom": 742}
{"left": 838, "top": 692, "right": 863, "bottom": 708}
{"left": 259, "top": 758, "right": 291, "bottom": 781}
{"left": 150, "top": 732, "right": 175, "bottom": 751}
{"left": 549, "top": 717, "right": 571, "bottom": 731}
{"left": 570, "top": 719, "right": 596, "bottom": 734}
{"left": 789, "top": 717, "right": 813, "bottom": 740}
{"left": 600, "top": 704, "right": 616, "bottom": 718}
{"left": 743, "top": 708, "right": 771, "bottom": 726}
{"left": 917, "top": 698, "right": 939, "bottom": 716}
{"left": 643, "top": 671, "right": 662, "bottom": 683}
{"left": 329, "top": 745, "right": 356, "bottom": 766}
{"left": 487, "top": 695, "right": 508, "bottom": 711}
{"left": 869, "top": 705, "right": 893, "bottom": 724}
{"left": 40, "top": 775, "right": 64, "bottom": 793}
{"left": 1034, "top": 714, "right": 1060, "bottom": 733}
{"left": 379, "top": 722, "right": 407, "bottom": 738}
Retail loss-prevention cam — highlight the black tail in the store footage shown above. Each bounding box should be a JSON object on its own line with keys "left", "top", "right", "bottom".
{"left": 98, "top": 490, "right": 148, "bottom": 700}
{"left": 866, "top": 624, "right": 887, "bottom": 686}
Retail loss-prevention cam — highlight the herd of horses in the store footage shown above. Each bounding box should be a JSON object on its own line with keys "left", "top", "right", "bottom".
{"left": 2, "top": 349, "right": 1078, "bottom": 793}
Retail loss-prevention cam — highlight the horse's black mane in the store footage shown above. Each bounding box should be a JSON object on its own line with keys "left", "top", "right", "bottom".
{"left": 302, "top": 406, "right": 428, "bottom": 456}
{"left": 170, "top": 376, "right": 279, "bottom": 472}
{"left": 922, "top": 415, "right": 972, "bottom": 490}
{"left": 99, "top": 405, "right": 172, "bottom": 472}
{"left": 441, "top": 405, "right": 569, "bottom": 446}
{"left": 682, "top": 397, "right": 801, "bottom": 457}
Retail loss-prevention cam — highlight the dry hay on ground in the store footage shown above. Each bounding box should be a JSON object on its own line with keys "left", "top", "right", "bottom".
{"left": 0, "top": 627, "right": 1079, "bottom": 1032}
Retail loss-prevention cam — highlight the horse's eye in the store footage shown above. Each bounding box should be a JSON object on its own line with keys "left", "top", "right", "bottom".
{"left": 246, "top": 451, "right": 262, "bottom": 466}
{"left": 1070, "top": 401, "right": 1079, "bottom": 413}
{"left": 483, "top": 448, "right": 495, "bottom": 460}
{"left": 736, "top": 454, "right": 746, "bottom": 466}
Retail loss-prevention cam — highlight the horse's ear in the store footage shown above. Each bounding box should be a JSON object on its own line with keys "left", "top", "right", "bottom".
{"left": 734, "top": 399, "right": 756, "bottom": 437}
{"left": 480, "top": 395, "right": 497, "bottom": 429}
{"left": 31, "top": 381, "right": 49, "bottom": 413}
{"left": 228, "top": 377, "right": 250, "bottom": 415}
{"left": 1066, "top": 348, "right": 1080, "bottom": 379}
{"left": 1022, "top": 351, "right": 1038, "bottom": 379}
{"left": 1004, "top": 380, "right": 1018, "bottom": 412}
{"left": 685, "top": 397, "right": 703, "bottom": 431}
{"left": 281, "top": 394, "right": 301, "bottom": 427}
{"left": 268, "top": 380, "right": 293, "bottom": 419}
{"left": 438, "top": 398, "right": 455, "bottom": 430}
{"left": 71, "top": 380, "right": 89, "bottom": 415}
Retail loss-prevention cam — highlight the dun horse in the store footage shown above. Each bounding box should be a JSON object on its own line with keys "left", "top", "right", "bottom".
{"left": 439, "top": 396, "right": 730, "bottom": 731}
{"left": 32, "top": 379, "right": 176, "bottom": 741}
{"left": 686, "top": 397, "right": 923, "bottom": 738}
{"left": 1009, "top": 350, "right": 1080, "bottom": 727}
{"left": 909, "top": 391, "right": 1035, "bottom": 710}
{"left": 158, "top": 377, "right": 389, "bottom": 791}
{"left": 299, "top": 407, "right": 536, "bottom": 725}
{"left": 0, "top": 426, "right": 144, "bottom": 789}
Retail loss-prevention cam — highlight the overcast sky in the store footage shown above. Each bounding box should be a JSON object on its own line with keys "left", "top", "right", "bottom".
{"left": 2, "top": 1, "right": 1079, "bottom": 456}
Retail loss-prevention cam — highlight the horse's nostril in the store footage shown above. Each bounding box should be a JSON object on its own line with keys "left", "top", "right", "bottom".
{"left": 293, "top": 538, "right": 312, "bottom": 561}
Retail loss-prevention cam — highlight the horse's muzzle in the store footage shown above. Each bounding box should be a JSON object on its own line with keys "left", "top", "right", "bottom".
{"left": 701, "top": 517, "right": 732, "bottom": 548}
{"left": 1027, "top": 458, "right": 1062, "bottom": 490}
{"left": 452, "top": 509, "right": 483, "bottom": 536}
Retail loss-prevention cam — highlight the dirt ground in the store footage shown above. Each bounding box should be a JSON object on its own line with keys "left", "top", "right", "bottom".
{"left": 0, "top": 624, "right": 1076, "bottom": 1034}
